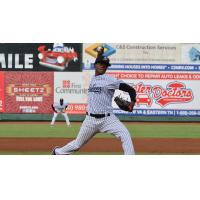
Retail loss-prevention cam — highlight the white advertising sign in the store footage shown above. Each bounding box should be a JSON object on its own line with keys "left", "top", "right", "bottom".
{"left": 107, "top": 71, "right": 200, "bottom": 116}
{"left": 54, "top": 71, "right": 94, "bottom": 114}
{"left": 83, "top": 43, "right": 181, "bottom": 70}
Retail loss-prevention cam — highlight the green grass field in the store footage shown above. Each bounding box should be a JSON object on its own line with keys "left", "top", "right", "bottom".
{"left": 0, "top": 122, "right": 200, "bottom": 138}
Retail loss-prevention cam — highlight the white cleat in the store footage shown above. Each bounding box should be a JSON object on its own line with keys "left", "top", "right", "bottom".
{"left": 52, "top": 146, "right": 59, "bottom": 155}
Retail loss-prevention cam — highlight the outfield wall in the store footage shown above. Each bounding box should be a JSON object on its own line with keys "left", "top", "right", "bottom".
{"left": 1, "top": 43, "right": 200, "bottom": 121}
{"left": 0, "top": 114, "right": 200, "bottom": 122}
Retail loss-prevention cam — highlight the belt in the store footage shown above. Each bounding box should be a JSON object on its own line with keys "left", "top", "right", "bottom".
{"left": 86, "top": 112, "right": 110, "bottom": 118}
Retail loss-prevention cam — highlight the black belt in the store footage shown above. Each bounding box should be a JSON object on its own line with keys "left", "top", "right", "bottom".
{"left": 86, "top": 112, "right": 110, "bottom": 118}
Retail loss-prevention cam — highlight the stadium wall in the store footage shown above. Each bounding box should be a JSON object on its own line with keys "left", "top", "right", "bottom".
{"left": 1, "top": 43, "right": 200, "bottom": 122}
{"left": 0, "top": 113, "right": 200, "bottom": 122}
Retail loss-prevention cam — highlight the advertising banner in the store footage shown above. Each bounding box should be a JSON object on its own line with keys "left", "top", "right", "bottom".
{"left": 5, "top": 72, "right": 54, "bottom": 113}
{"left": 0, "top": 72, "right": 4, "bottom": 112}
{"left": 83, "top": 43, "right": 182, "bottom": 69}
{"left": 54, "top": 71, "right": 94, "bottom": 114}
{"left": 83, "top": 43, "right": 200, "bottom": 70}
{"left": 107, "top": 71, "right": 200, "bottom": 116}
{"left": 82, "top": 43, "right": 200, "bottom": 117}
{"left": 0, "top": 43, "right": 82, "bottom": 71}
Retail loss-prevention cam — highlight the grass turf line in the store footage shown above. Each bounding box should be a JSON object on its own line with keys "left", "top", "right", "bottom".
{"left": 0, "top": 123, "right": 200, "bottom": 138}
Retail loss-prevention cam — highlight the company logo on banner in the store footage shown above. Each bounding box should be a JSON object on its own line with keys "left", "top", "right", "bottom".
{"left": 182, "top": 44, "right": 200, "bottom": 64}
{"left": 132, "top": 81, "right": 193, "bottom": 107}
{"left": 83, "top": 43, "right": 116, "bottom": 70}
{"left": 0, "top": 72, "right": 4, "bottom": 112}
{"left": 38, "top": 43, "right": 79, "bottom": 71}
{"left": 112, "top": 43, "right": 180, "bottom": 64}
{"left": 5, "top": 72, "right": 53, "bottom": 113}
{"left": 85, "top": 43, "right": 116, "bottom": 58}
{"left": 6, "top": 84, "right": 51, "bottom": 100}
{"left": 0, "top": 43, "right": 82, "bottom": 71}
{"left": 54, "top": 72, "right": 94, "bottom": 114}
{"left": 55, "top": 79, "right": 88, "bottom": 96}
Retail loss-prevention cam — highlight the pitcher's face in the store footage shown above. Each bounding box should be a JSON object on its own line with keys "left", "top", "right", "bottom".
{"left": 95, "top": 63, "right": 108, "bottom": 75}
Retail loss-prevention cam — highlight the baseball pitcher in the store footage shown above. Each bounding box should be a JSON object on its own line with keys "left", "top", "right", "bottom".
{"left": 52, "top": 48, "right": 136, "bottom": 155}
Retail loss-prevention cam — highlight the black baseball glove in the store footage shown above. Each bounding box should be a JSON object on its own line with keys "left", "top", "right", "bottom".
{"left": 114, "top": 96, "right": 135, "bottom": 112}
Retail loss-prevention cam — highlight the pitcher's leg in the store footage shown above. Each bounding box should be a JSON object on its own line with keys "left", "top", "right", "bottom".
{"left": 62, "top": 113, "right": 70, "bottom": 126}
{"left": 55, "top": 116, "right": 97, "bottom": 154}
{"left": 101, "top": 115, "right": 134, "bottom": 155}
{"left": 51, "top": 112, "right": 58, "bottom": 125}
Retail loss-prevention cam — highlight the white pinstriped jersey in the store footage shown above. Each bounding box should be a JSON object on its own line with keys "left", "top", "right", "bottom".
{"left": 53, "top": 102, "right": 68, "bottom": 112}
{"left": 87, "top": 74, "right": 124, "bottom": 114}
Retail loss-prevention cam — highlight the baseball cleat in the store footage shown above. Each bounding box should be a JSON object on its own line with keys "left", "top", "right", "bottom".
{"left": 52, "top": 146, "right": 59, "bottom": 155}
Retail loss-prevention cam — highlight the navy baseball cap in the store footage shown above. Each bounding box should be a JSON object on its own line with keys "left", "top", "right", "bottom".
{"left": 94, "top": 56, "right": 111, "bottom": 67}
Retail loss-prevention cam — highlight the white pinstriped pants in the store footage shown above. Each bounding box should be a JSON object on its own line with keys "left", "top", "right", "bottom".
{"left": 56, "top": 114, "right": 134, "bottom": 155}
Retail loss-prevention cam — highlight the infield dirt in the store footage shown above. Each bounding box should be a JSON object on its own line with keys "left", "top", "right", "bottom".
{"left": 0, "top": 137, "right": 200, "bottom": 154}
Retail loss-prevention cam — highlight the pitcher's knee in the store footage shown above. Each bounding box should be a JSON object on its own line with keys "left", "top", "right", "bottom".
{"left": 118, "top": 131, "right": 132, "bottom": 142}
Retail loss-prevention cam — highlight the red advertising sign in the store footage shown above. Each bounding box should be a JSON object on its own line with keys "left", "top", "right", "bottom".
{"left": 67, "top": 104, "right": 87, "bottom": 114}
{"left": 0, "top": 72, "right": 4, "bottom": 112}
{"left": 5, "top": 72, "right": 54, "bottom": 113}
{"left": 132, "top": 81, "right": 193, "bottom": 107}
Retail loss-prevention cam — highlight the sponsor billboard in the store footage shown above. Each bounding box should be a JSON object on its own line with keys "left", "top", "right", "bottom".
{"left": 107, "top": 71, "right": 200, "bottom": 116}
{"left": 5, "top": 72, "right": 54, "bottom": 113}
{"left": 0, "top": 43, "right": 82, "bottom": 71}
{"left": 54, "top": 71, "right": 94, "bottom": 114}
{"left": 0, "top": 72, "right": 4, "bottom": 112}
{"left": 54, "top": 70, "right": 200, "bottom": 116}
{"left": 83, "top": 43, "right": 182, "bottom": 70}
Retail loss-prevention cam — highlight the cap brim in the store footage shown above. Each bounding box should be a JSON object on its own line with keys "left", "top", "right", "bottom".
{"left": 94, "top": 61, "right": 111, "bottom": 67}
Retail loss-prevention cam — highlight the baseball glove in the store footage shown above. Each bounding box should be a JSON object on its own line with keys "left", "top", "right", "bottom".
{"left": 114, "top": 96, "right": 134, "bottom": 112}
